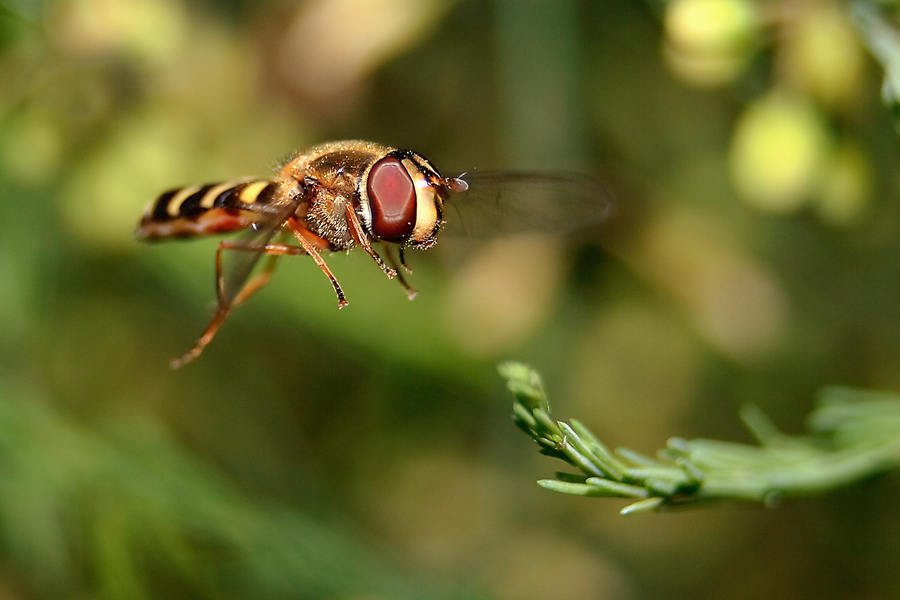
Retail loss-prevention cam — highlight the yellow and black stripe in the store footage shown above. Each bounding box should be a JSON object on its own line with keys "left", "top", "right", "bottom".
{"left": 136, "top": 179, "right": 280, "bottom": 240}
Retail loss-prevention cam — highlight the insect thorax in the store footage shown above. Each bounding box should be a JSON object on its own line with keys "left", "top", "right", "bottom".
{"left": 293, "top": 147, "right": 383, "bottom": 251}
{"left": 301, "top": 187, "right": 355, "bottom": 250}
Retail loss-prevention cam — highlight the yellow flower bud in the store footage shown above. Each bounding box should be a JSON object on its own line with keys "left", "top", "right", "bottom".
{"left": 729, "top": 94, "right": 831, "bottom": 213}
{"left": 663, "top": 0, "right": 759, "bottom": 86}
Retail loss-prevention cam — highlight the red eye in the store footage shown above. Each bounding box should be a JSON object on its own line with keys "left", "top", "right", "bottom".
{"left": 367, "top": 157, "right": 416, "bottom": 242}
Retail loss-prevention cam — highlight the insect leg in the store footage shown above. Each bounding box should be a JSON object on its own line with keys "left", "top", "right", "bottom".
{"left": 284, "top": 218, "right": 349, "bottom": 309}
{"left": 397, "top": 246, "right": 413, "bottom": 274}
{"left": 230, "top": 253, "right": 281, "bottom": 307}
{"left": 170, "top": 242, "right": 299, "bottom": 370}
{"left": 170, "top": 304, "right": 232, "bottom": 370}
{"left": 213, "top": 240, "right": 280, "bottom": 308}
{"left": 383, "top": 247, "right": 417, "bottom": 300}
{"left": 342, "top": 204, "right": 398, "bottom": 280}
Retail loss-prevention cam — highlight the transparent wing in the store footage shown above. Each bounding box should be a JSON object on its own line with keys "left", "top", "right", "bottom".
{"left": 441, "top": 171, "right": 614, "bottom": 238}
{"left": 218, "top": 195, "right": 305, "bottom": 306}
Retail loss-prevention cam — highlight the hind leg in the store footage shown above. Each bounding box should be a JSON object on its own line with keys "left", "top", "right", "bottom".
{"left": 171, "top": 240, "right": 311, "bottom": 369}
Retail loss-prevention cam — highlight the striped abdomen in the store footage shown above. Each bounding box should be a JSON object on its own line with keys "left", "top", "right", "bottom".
{"left": 136, "top": 179, "right": 282, "bottom": 240}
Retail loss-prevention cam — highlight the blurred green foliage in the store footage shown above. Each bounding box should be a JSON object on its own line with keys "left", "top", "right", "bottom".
{"left": 3, "top": 0, "right": 900, "bottom": 599}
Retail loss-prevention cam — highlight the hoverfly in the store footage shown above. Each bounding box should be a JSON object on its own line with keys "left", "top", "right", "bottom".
{"left": 136, "top": 140, "right": 610, "bottom": 368}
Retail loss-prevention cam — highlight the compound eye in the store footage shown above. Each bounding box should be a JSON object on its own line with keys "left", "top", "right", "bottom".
{"left": 367, "top": 157, "right": 417, "bottom": 242}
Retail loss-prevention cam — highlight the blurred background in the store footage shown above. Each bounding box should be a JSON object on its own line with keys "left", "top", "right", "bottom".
{"left": 1, "top": 0, "right": 900, "bottom": 598}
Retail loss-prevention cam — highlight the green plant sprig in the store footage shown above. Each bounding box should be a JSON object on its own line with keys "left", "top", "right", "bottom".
{"left": 853, "top": 0, "right": 900, "bottom": 130}
{"left": 500, "top": 362, "right": 900, "bottom": 515}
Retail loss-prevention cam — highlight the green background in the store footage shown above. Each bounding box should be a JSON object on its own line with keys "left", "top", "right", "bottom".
{"left": 1, "top": 0, "right": 899, "bottom": 598}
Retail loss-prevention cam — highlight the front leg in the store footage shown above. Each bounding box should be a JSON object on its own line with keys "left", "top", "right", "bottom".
{"left": 343, "top": 203, "right": 397, "bottom": 280}
{"left": 383, "top": 246, "right": 417, "bottom": 300}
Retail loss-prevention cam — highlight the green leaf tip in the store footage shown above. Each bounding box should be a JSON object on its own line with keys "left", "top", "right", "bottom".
{"left": 498, "top": 361, "right": 548, "bottom": 410}
{"left": 537, "top": 479, "right": 600, "bottom": 496}
{"left": 620, "top": 497, "right": 665, "bottom": 515}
